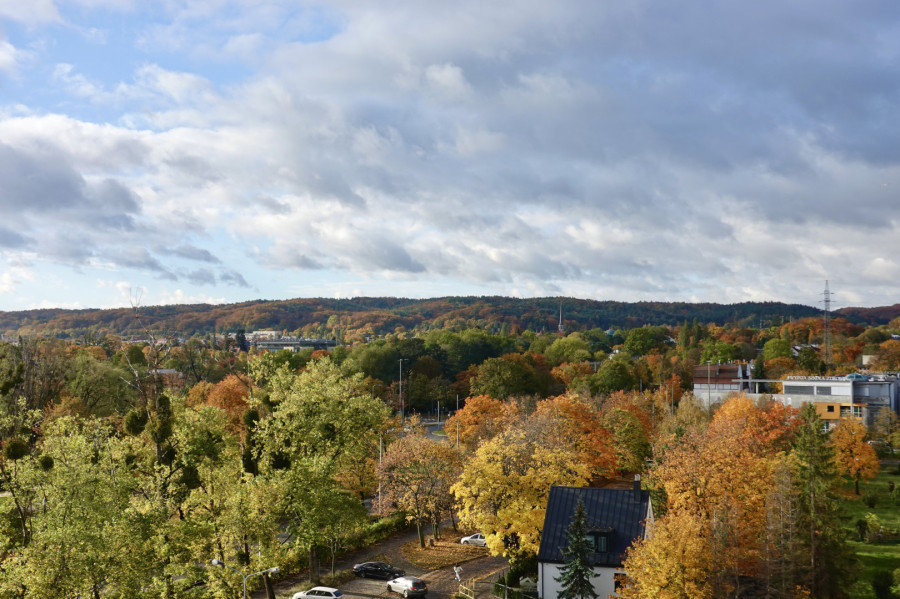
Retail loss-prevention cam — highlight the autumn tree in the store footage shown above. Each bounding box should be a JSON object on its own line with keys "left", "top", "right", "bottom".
{"left": 531, "top": 394, "right": 617, "bottom": 482}
{"left": 206, "top": 373, "right": 251, "bottom": 434}
{"left": 377, "top": 434, "right": 461, "bottom": 547}
{"left": 443, "top": 394, "right": 520, "bottom": 451}
{"left": 620, "top": 508, "right": 715, "bottom": 599}
{"left": 452, "top": 429, "right": 589, "bottom": 560}
{"left": 829, "top": 419, "right": 879, "bottom": 495}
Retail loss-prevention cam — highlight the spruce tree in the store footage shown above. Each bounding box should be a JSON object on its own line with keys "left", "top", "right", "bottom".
{"left": 792, "top": 403, "right": 858, "bottom": 597}
{"left": 555, "top": 498, "right": 599, "bottom": 599}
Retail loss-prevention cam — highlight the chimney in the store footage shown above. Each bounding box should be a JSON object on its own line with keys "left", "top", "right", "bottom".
{"left": 633, "top": 474, "right": 641, "bottom": 502}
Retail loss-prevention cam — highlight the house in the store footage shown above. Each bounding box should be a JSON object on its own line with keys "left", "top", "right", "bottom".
{"left": 692, "top": 363, "right": 752, "bottom": 407}
{"left": 537, "top": 479, "right": 653, "bottom": 599}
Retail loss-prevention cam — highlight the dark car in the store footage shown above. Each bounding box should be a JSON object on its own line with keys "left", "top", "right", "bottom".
{"left": 353, "top": 561, "right": 405, "bottom": 580}
{"left": 387, "top": 576, "right": 428, "bottom": 597}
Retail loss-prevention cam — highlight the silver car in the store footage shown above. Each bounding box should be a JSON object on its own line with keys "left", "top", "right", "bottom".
{"left": 387, "top": 576, "right": 428, "bottom": 597}
{"left": 293, "top": 587, "right": 343, "bottom": 599}
{"left": 460, "top": 532, "right": 486, "bottom": 546}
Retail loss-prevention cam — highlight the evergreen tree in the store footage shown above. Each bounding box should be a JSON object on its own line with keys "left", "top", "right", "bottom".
{"left": 555, "top": 498, "right": 599, "bottom": 599}
{"left": 791, "top": 403, "right": 858, "bottom": 598}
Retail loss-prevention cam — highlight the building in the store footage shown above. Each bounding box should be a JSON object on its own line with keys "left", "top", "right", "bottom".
{"left": 254, "top": 336, "right": 337, "bottom": 353}
{"left": 776, "top": 373, "right": 900, "bottom": 428}
{"left": 537, "top": 480, "right": 653, "bottom": 599}
{"left": 692, "top": 363, "right": 753, "bottom": 406}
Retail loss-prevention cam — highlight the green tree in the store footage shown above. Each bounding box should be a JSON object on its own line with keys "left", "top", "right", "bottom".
{"left": 470, "top": 353, "right": 542, "bottom": 399}
{"left": 555, "top": 498, "right": 599, "bottom": 599}
{"left": 791, "top": 403, "right": 857, "bottom": 597}
{"left": 255, "top": 358, "right": 390, "bottom": 583}
{"left": 593, "top": 355, "right": 637, "bottom": 394}
{"left": 545, "top": 334, "right": 592, "bottom": 367}
{"left": 624, "top": 326, "right": 671, "bottom": 356}
{"left": 762, "top": 338, "right": 792, "bottom": 362}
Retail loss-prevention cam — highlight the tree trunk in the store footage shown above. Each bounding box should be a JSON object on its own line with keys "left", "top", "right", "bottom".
{"left": 263, "top": 572, "right": 276, "bottom": 599}
{"left": 417, "top": 521, "right": 426, "bottom": 548}
{"left": 309, "top": 545, "right": 320, "bottom": 584}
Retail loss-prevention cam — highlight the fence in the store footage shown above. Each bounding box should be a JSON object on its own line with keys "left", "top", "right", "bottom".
{"left": 458, "top": 574, "right": 538, "bottom": 599}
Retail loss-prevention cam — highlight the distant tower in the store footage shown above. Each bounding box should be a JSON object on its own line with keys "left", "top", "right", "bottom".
{"left": 558, "top": 301, "right": 565, "bottom": 335}
{"left": 822, "top": 281, "right": 833, "bottom": 368}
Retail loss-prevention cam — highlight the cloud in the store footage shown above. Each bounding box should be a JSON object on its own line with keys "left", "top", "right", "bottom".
{"left": 162, "top": 244, "right": 222, "bottom": 264}
{"left": 0, "top": 0, "right": 61, "bottom": 25}
{"left": 219, "top": 269, "right": 249, "bottom": 287}
{"left": 2, "top": 0, "right": 900, "bottom": 308}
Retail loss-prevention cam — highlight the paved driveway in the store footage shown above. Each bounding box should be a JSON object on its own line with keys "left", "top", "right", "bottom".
{"left": 259, "top": 526, "right": 507, "bottom": 599}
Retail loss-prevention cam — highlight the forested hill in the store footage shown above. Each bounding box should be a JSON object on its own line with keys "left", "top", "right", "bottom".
{"left": 5, "top": 296, "right": 888, "bottom": 340}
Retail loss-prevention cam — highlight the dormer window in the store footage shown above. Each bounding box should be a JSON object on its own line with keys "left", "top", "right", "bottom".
{"left": 585, "top": 527, "right": 614, "bottom": 552}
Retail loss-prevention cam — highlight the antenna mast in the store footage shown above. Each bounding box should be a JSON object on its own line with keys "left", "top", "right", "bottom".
{"left": 822, "top": 281, "right": 833, "bottom": 368}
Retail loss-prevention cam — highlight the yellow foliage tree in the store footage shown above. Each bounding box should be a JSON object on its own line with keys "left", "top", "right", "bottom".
{"left": 619, "top": 508, "right": 715, "bottom": 599}
{"left": 451, "top": 429, "right": 588, "bottom": 558}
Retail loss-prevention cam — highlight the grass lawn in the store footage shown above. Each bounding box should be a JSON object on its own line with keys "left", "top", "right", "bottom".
{"left": 837, "top": 462, "right": 900, "bottom": 598}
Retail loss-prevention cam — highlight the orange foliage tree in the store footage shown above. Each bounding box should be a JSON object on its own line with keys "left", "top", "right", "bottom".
{"left": 443, "top": 394, "right": 520, "bottom": 451}
{"left": 648, "top": 395, "right": 798, "bottom": 593}
{"left": 829, "top": 419, "right": 879, "bottom": 494}
{"left": 531, "top": 394, "right": 617, "bottom": 482}
{"left": 206, "top": 374, "right": 251, "bottom": 434}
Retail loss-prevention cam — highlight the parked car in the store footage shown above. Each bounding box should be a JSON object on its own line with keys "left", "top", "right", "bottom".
{"left": 353, "top": 561, "right": 406, "bottom": 579}
{"left": 387, "top": 576, "right": 428, "bottom": 597}
{"left": 460, "top": 532, "right": 486, "bottom": 546}
{"left": 293, "top": 587, "right": 343, "bottom": 599}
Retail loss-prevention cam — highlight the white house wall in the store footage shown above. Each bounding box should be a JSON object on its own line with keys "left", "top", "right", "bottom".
{"left": 537, "top": 562, "right": 621, "bottom": 599}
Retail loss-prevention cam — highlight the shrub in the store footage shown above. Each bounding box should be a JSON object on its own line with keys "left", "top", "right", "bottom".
{"left": 862, "top": 489, "right": 879, "bottom": 508}
{"left": 865, "top": 513, "right": 884, "bottom": 543}
{"left": 872, "top": 569, "right": 894, "bottom": 599}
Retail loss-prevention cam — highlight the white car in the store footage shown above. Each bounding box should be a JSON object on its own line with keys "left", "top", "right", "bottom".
{"left": 293, "top": 587, "right": 343, "bottom": 599}
{"left": 387, "top": 576, "right": 428, "bottom": 597}
{"left": 460, "top": 532, "right": 486, "bottom": 546}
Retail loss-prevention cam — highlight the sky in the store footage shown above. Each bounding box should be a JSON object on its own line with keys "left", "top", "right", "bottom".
{"left": 0, "top": 1, "right": 898, "bottom": 311}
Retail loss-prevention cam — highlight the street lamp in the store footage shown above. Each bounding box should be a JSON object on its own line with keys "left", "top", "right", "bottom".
{"left": 211, "top": 559, "right": 280, "bottom": 599}
{"left": 398, "top": 358, "right": 408, "bottom": 421}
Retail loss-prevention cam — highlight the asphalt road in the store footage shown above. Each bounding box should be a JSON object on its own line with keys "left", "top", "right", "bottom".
{"left": 258, "top": 524, "right": 507, "bottom": 599}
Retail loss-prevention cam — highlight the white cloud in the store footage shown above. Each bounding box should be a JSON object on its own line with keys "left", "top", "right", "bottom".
{"left": 0, "top": 39, "right": 24, "bottom": 74}
{"left": 0, "top": 0, "right": 61, "bottom": 24}
{"left": 156, "top": 289, "right": 227, "bottom": 306}
{"left": 424, "top": 63, "right": 472, "bottom": 101}
{"left": 1, "top": 0, "right": 900, "bottom": 309}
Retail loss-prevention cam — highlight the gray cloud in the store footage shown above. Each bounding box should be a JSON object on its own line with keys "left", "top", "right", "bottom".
{"left": 219, "top": 269, "right": 249, "bottom": 287}
{"left": 2, "top": 0, "right": 900, "bottom": 307}
{"left": 162, "top": 244, "right": 222, "bottom": 263}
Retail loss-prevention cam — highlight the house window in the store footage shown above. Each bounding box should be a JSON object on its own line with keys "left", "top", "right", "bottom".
{"left": 827, "top": 406, "right": 834, "bottom": 413}
{"left": 585, "top": 534, "right": 607, "bottom": 553}
{"left": 585, "top": 529, "right": 613, "bottom": 553}
{"left": 853, "top": 406, "right": 862, "bottom": 418}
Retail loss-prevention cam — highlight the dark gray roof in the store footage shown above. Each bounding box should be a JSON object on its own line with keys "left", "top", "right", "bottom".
{"left": 537, "top": 486, "right": 651, "bottom": 568}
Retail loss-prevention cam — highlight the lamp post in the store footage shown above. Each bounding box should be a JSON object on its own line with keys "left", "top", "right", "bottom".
{"left": 211, "top": 559, "right": 279, "bottom": 599}
{"left": 398, "top": 358, "right": 408, "bottom": 421}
